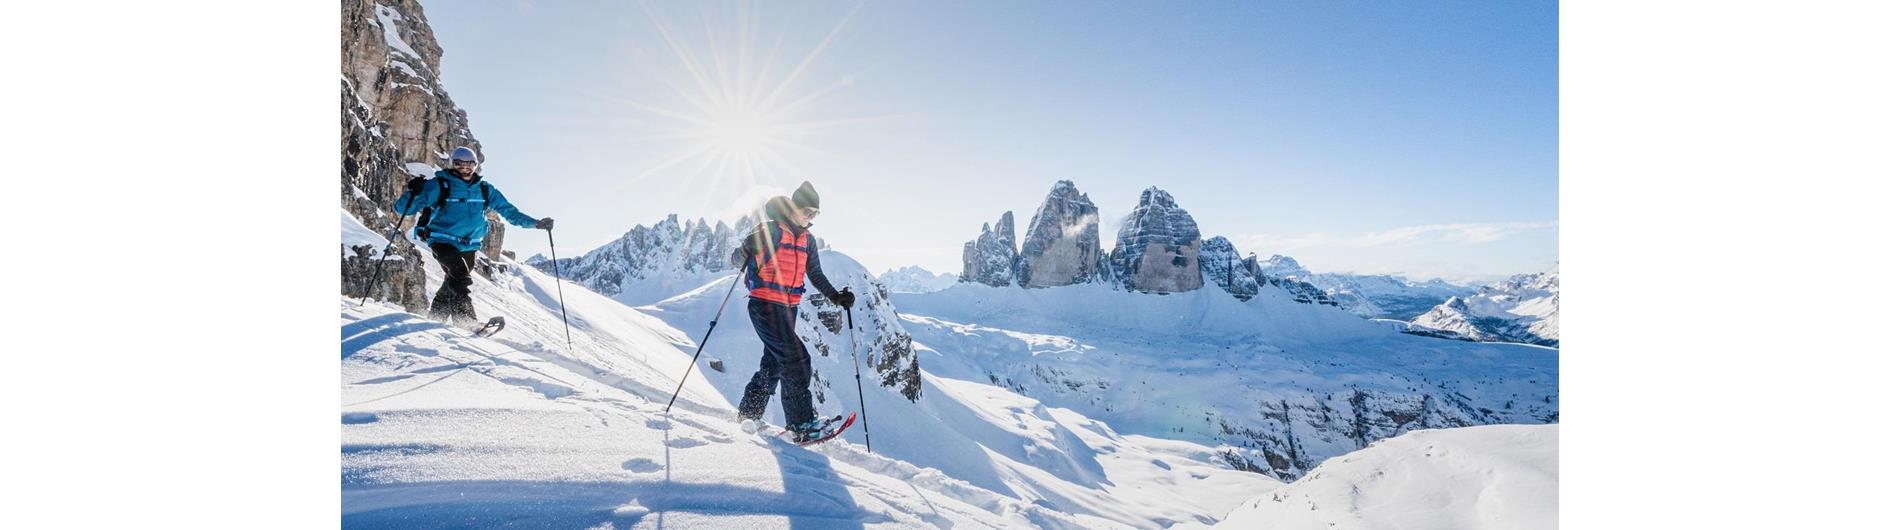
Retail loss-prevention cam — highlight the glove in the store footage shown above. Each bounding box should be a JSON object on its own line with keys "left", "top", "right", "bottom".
{"left": 406, "top": 176, "right": 426, "bottom": 194}
{"left": 534, "top": 217, "right": 554, "bottom": 230}
{"left": 831, "top": 288, "right": 855, "bottom": 308}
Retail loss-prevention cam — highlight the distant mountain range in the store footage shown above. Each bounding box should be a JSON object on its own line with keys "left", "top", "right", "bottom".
{"left": 1407, "top": 266, "right": 1559, "bottom": 346}
{"left": 876, "top": 266, "right": 959, "bottom": 294}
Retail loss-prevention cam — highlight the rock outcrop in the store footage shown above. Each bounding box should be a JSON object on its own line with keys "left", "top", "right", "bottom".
{"left": 804, "top": 277, "right": 923, "bottom": 402}
{"left": 1014, "top": 181, "right": 1104, "bottom": 288}
{"left": 959, "top": 212, "right": 1018, "bottom": 287}
{"left": 341, "top": 0, "right": 493, "bottom": 311}
{"left": 1109, "top": 187, "right": 1203, "bottom": 293}
{"left": 1200, "top": 236, "right": 1263, "bottom": 300}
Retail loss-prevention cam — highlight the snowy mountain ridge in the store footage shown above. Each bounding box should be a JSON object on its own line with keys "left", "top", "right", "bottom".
{"left": 1407, "top": 265, "right": 1560, "bottom": 346}
{"left": 1261, "top": 254, "right": 1478, "bottom": 319}
{"left": 525, "top": 213, "right": 754, "bottom": 307}
{"left": 876, "top": 265, "right": 958, "bottom": 294}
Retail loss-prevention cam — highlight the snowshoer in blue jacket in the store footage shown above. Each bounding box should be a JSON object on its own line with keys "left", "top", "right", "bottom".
{"left": 394, "top": 146, "right": 552, "bottom": 325}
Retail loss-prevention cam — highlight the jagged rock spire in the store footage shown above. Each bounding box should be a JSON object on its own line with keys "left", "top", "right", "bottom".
{"left": 1016, "top": 180, "right": 1103, "bottom": 288}
{"left": 960, "top": 211, "right": 1018, "bottom": 286}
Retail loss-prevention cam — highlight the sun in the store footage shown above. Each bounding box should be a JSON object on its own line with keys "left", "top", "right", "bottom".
{"left": 703, "top": 106, "right": 776, "bottom": 161}
{"left": 601, "top": 0, "right": 878, "bottom": 210}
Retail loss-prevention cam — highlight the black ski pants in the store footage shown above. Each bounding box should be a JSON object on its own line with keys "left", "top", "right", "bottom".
{"left": 428, "top": 242, "right": 479, "bottom": 324}
{"left": 737, "top": 298, "right": 817, "bottom": 427}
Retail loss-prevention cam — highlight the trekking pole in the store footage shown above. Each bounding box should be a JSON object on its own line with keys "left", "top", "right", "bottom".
{"left": 664, "top": 267, "right": 748, "bottom": 414}
{"left": 845, "top": 295, "right": 871, "bottom": 452}
{"left": 358, "top": 189, "right": 421, "bottom": 307}
{"left": 545, "top": 228, "right": 572, "bottom": 350}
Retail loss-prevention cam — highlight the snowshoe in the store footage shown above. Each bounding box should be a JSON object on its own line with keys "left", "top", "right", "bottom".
{"left": 784, "top": 412, "right": 857, "bottom": 447}
{"left": 469, "top": 316, "right": 505, "bottom": 338}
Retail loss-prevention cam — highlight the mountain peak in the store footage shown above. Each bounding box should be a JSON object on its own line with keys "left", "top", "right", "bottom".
{"left": 1017, "top": 181, "right": 1103, "bottom": 288}
{"left": 1111, "top": 186, "right": 1203, "bottom": 293}
{"left": 1261, "top": 254, "right": 1311, "bottom": 278}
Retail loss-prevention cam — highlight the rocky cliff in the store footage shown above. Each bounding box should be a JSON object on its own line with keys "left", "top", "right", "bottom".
{"left": 1200, "top": 236, "right": 1262, "bottom": 300}
{"left": 340, "top": 0, "right": 500, "bottom": 310}
{"left": 951, "top": 182, "right": 1351, "bottom": 307}
{"left": 959, "top": 211, "right": 1018, "bottom": 287}
{"left": 1109, "top": 187, "right": 1204, "bottom": 293}
{"left": 1014, "top": 181, "right": 1104, "bottom": 288}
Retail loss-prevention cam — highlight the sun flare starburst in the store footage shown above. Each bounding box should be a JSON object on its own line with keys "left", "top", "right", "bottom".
{"left": 598, "top": 0, "right": 877, "bottom": 218}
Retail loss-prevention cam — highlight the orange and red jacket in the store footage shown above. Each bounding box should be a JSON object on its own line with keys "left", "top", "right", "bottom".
{"left": 736, "top": 221, "right": 840, "bottom": 306}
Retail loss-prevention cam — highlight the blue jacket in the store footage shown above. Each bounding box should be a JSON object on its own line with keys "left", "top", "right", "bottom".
{"left": 395, "top": 170, "right": 539, "bottom": 252}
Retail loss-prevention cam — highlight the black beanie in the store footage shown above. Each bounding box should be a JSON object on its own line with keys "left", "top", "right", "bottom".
{"left": 792, "top": 181, "right": 820, "bottom": 209}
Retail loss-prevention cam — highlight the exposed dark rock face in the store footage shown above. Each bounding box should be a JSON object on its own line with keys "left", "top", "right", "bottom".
{"left": 959, "top": 211, "right": 1018, "bottom": 287}
{"left": 1109, "top": 187, "right": 1203, "bottom": 293}
{"left": 1015, "top": 181, "right": 1103, "bottom": 288}
{"left": 807, "top": 282, "right": 923, "bottom": 402}
{"left": 341, "top": 0, "right": 490, "bottom": 310}
{"left": 1200, "top": 236, "right": 1263, "bottom": 300}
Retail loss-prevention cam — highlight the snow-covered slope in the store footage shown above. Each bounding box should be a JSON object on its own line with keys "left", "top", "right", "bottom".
{"left": 641, "top": 251, "right": 1274, "bottom": 525}
{"left": 1409, "top": 265, "right": 1559, "bottom": 346}
{"left": 1214, "top": 424, "right": 1557, "bottom": 530}
{"left": 876, "top": 265, "right": 959, "bottom": 294}
{"left": 893, "top": 278, "right": 1558, "bottom": 481}
{"left": 342, "top": 251, "right": 1275, "bottom": 528}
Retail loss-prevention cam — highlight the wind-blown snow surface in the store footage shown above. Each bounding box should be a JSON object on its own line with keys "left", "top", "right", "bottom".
{"left": 1214, "top": 425, "right": 1557, "bottom": 530}
{"left": 342, "top": 252, "right": 1274, "bottom": 528}
{"left": 892, "top": 280, "right": 1558, "bottom": 481}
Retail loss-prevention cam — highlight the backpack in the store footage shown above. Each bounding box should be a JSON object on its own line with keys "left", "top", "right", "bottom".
{"left": 414, "top": 177, "right": 490, "bottom": 241}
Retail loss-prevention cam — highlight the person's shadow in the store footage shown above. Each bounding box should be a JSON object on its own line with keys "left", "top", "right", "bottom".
{"left": 650, "top": 413, "right": 869, "bottom": 530}
{"left": 770, "top": 436, "right": 869, "bottom": 530}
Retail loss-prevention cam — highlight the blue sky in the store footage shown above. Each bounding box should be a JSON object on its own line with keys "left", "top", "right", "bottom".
{"left": 420, "top": 0, "right": 1555, "bottom": 283}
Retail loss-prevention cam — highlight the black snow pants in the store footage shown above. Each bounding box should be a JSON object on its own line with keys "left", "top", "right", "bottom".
{"left": 737, "top": 298, "right": 817, "bottom": 427}
{"left": 427, "top": 242, "right": 479, "bottom": 325}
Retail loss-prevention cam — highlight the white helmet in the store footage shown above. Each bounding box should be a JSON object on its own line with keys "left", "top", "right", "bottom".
{"left": 449, "top": 146, "right": 480, "bottom": 167}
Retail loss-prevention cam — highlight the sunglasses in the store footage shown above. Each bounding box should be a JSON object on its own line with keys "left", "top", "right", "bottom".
{"left": 801, "top": 207, "right": 820, "bottom": 219}
{"left": 451, "top": 159, "right": 478, "bottom": 167}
